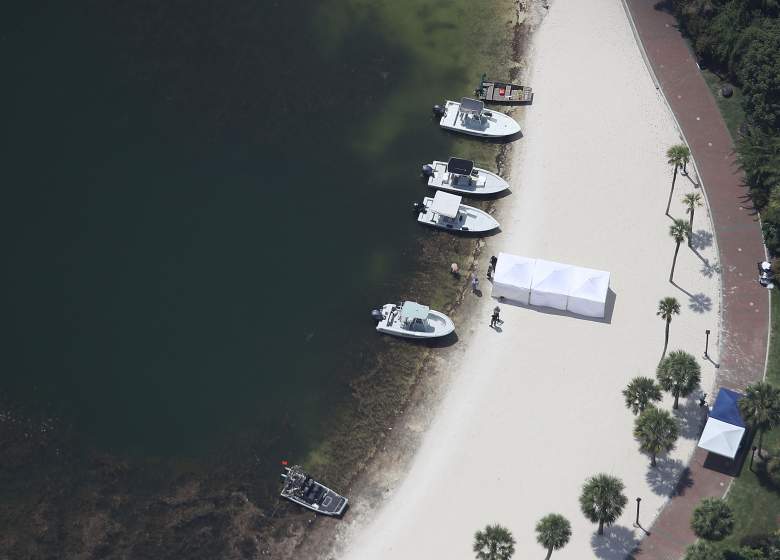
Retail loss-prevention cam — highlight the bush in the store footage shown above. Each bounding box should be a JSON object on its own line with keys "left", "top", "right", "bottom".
{"left": 684, "top": 540, "right": 723, "bottom": 560}
{"left": 764, "top": 456, "right": 780, "bottom": 487}
{"left": 691, "top": 498, "right": 734, "bottom": 541}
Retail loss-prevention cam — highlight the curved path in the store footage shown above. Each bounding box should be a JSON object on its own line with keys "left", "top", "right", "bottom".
{"left": 623, "top": 1, "right": 769, "bottom": 558}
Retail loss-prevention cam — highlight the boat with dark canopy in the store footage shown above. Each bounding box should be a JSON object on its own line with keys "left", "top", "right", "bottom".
{"left": 280, "top": 465, "right": 348, "bottom": 516}
{"left": 422, "top": 157, "right": 509, "bottom": 196}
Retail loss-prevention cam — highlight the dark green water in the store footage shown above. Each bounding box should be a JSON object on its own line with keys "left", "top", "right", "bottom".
{"left": 1, "top": 1, "right": 512, "bottom": 464}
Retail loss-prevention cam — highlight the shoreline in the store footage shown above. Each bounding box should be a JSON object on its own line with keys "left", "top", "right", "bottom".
{"left": 334, "top": 0, "right": 723, "bottom": 557}
{"left": 291, "top": 3, "right": 548, "bottom": 558}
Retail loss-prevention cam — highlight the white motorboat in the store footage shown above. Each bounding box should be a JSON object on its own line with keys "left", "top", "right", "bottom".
{"left": 415, "top": 190, "right": 499, "bottom": 233}
{"left": 422, "top": 157, "right": 509, "bottom": 196}
{"left": 433, "top": 97, "right": 521, "bottom": 138}
{"left": 372, "top": 301, "right": 455, "bottom": 339}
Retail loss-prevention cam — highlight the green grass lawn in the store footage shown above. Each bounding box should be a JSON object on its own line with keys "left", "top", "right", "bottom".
{"left": 697, "top": 70, "right": 780, "bottom": 551}
{"left": 714, "top": 291, "right": 780, "bottom": 552}
{"left": 701, "top": 70, "right": 745, "bottom": 141}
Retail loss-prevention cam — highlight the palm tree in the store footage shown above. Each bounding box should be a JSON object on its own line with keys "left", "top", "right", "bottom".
{"left": 634, "top": 406, "right": 679, "bottom": 466}
{"left": 623, "top": 376, "right": 663, "bottom": 415}
{"left": 682, "top": 192, "right": 703, "bottom": 246}
{"left": 690, "top": 498, "right": 734, "bottom": 541}
{"left": 738, "top": 381, "right": 780, "bottom": 457}
{"left": 579, "top": 474, "right": 627, "bottom": 536}
{"left": 473, "top": 524, "right": 515, "bottom": 560}
{"left": 656, "top": 350, "right": 701, "bottom": 409}
{"left": 657, "top": 297, "right": 681, "bottom": 359}
{"left": 669, "top": 219, "right": 691, "bottom": 282}
{"left": 666, "top": 144, "right": 692, "bottom": 216}
{"left": 535, "top": 514, "right": 571, "bottom": 560}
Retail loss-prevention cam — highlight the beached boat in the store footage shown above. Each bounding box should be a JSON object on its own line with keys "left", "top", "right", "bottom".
{"left": 280, "top": 465, "right": 348, "bottom": 517}
{"left": 474, "top": 74, "right": 533, "bottom": 104}
{"left": 414, "top": 190, "right": 499, "bottom": 233}
{"left": 372, "top": 301, "right": 455, "bottom": 339}
{"left": 433, "top": 98, "right": 521, "bottom": 138}
{"left": 422, "top": 157, "right": 509, "bottom": 196}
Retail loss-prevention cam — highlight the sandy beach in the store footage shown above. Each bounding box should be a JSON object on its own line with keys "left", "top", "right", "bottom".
{"left": 334, "top": 0, "right": 722, "bottom": 558}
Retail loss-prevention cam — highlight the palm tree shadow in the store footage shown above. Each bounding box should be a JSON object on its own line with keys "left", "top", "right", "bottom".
{"left": 688, "top": 292, "right": 712, "bottom": 313}
{"left": 674, "top": 394, "right": 709, "bottom": 439}
{"left": 683, "top": 172, "right": 700, "bottom": 188}
{"left": 701, "top": 259, "right": 721, "bottom": 278}
{"left": 670, "top": 280, "right": 693, "bottom": 298}
{"left": 689, "top": 230, "right": 713, "bottom": 251}
{"left": 645, "top": 457, "right": 693, "bottom": 497}
{"left": 590, "top": 525, "right": 640, "bottom": 560}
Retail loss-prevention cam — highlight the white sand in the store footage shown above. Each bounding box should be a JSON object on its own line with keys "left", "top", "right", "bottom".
{"left": 339, "top": 0, "right": 721, "bottom": 558}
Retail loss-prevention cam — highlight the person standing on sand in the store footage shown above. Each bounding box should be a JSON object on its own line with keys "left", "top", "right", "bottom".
{"left": 490, "top": 305, "right": 503, "bottom": 327}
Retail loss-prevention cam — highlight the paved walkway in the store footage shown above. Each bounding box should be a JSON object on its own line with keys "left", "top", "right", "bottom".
{"left": 623, "top": 1, "right": 769, "bottom": 558}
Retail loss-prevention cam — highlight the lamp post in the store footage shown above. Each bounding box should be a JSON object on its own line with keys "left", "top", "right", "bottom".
{"left": 704, "top": 329, "right": 710, "bottom": 359}
{"left": 633, "top": 497, "right": 641, "bottom": 528}
{"left": 750, "top": 446, "right": 758, "bottom": 472}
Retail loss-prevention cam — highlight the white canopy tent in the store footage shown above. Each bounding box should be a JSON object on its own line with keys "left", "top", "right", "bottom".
{"left": 529, "top": 259, "right": 575, "bottom": 311}
{"left": 698, "top": 417, "right": 746, "bottom": 459}
{"left": 491, "top": 253, "right": 612, "bottom": 318}
{"left": 491, "top": 253, "right": 536, "bottom": 304}
{"left": 567, "top": 267, "right": 611, "bottom": 318}
{"left": 430, "top": 191, "right": 461, "bottom": 219}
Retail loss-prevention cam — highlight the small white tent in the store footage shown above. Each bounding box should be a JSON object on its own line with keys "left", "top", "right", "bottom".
{"left": 567, "top": 267, "right": 610, "bottom": 318}
{"left": 529, "top": 259, "right": 574, "bottom": 311}
{"left": 698, "top": 417, "right": 746, "bottom": 459}
{"left": 491, "top": 253, "right": 536, "bottom": 304}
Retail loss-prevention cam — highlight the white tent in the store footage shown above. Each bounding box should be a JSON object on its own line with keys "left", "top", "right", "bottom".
{"left": 566, "top": 267, "right": 611, "bottom": 318}
{"left": 698, "top": 417, "right": 746, "bottom": 459}
{"left": 529, "top": 259, "right": 575, "bottom": 311}
{"left": 491, "top": 253, "right": 536, "bottom": 304}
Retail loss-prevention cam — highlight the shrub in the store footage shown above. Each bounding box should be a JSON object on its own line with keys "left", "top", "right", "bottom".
{"left": 683, "top": 540, "right": 723, "bottom": 560}
{"left": 690, "top": 498, "right": 734, "bottom": 541}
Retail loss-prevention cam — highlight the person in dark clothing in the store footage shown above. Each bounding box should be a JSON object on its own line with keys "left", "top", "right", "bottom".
{"left": 490, "top": 306, "right": 501, "bottom": 327}
{"left": 490, "top": 255, "right": 498, "bottom": 270}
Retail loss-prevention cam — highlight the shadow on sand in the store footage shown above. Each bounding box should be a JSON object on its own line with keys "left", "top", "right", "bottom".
{"left": 590, "top": 525, "right": 640, "bottom": 560}
{"left": 674, "top": 394, "right": 709, "bottom": 440}
{"left": 645, "top": 456, "right": 693, "bottom": 497}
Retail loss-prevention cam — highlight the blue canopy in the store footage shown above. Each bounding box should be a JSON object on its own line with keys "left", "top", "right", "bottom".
{"left": 709, "top": 388, "right": 745, "bottom": 428}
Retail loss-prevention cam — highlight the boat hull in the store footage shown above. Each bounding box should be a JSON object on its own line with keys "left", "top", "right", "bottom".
{"left": 427, "top": 160, "right": 509, "bottom": 196}
{"left": 280, "top": 467, "right": 348, "bottom": 517}
{"left": 476, "top": 80, "right": 533, "bottom": 104}
{"left": 438, "top": 100, "right": 521, "bottom": 138}
{"left": 375, "top": 303, "right": 455, "bottom": 339}
{"left": 417, "top": 196, "right": 499, "bottom": 233}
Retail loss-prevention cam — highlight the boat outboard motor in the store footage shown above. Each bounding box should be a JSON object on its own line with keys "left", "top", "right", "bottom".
{"left": 432, "top": 104, "right": 445, "bottom": 118}
{"left": 421, "top": 164, "right": 434, "bottom": 178}
{"left": 371, "top": 308, "right": 383, "bottom": 322}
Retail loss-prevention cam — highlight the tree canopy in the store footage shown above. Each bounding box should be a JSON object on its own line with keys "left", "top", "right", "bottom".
{"left": 657, "top": 350, "right": 701, "bottom": 409}
{"left": 579, "top": 474, "right": 627, "bottom": 535}
{"left": 690, "top": 498, "right": 734, "bottom": 541}
{"left": 670, "top": 0, "right": 780, "bottom": 253}
{"left": 473, "top": 524, "right": 515, "bottom": 560}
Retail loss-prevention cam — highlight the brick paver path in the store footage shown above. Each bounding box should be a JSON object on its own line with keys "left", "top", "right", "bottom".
{"left": 622, "top": 1, "right": 769, "bottom": 558}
